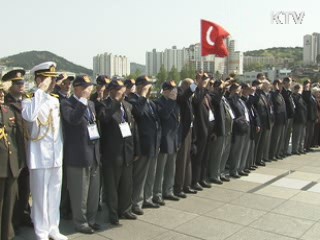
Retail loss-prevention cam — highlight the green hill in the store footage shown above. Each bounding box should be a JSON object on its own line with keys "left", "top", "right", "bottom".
{"left": 0, "top": 51, "right": 93, "bottom": 75}
{"left": 244, "top": 47, "right": 303, "bottom": 62}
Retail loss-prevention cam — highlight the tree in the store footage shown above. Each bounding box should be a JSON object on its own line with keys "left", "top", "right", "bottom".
{"left": 180, "top": 63, "right": 196, "bottom": 80}
{"left": 156, "top": 65, "right": 168, "bottom": 90}
{"left": 168, "top": 66, "right": 180, "bottom": 83}
{"left": 127, "top": 69, "right": 142, "bottom": 79}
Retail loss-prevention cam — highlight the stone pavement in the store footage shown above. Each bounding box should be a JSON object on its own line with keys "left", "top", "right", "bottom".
{"left": 15, "top": 150, "right": 320, "bottom": 240}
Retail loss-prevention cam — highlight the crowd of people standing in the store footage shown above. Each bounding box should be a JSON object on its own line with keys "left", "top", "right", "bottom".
{"left": 1, "top": 61, "right": 320, "bottom": 240}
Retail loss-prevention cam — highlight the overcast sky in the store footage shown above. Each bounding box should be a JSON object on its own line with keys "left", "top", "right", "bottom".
{"left": 0, "top": 0, "right": 318, "bottom": 69}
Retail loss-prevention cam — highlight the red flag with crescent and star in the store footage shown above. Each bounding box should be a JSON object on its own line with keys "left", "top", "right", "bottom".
{"left": 201, "top": 19, "right": 230, "bottom": 57}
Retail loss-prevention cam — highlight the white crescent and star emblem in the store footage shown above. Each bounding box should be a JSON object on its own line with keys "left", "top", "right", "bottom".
{"left": 206, "top": 26, "right": 215, "bottom": 46}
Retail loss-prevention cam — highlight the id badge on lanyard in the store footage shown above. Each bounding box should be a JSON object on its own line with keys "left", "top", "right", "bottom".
{"left": 88, "top": 123, "right": 100, "bottom": 140}
{"left": 119, "top": 122, "right": 132, "bottom": 138}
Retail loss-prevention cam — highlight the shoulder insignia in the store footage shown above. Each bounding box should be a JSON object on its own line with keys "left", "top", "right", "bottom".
{"left": 50, "top": 93, "right": 59, "bottom": 98}
{"left": 25, "top": 93, "right": 34, "bottom": 99}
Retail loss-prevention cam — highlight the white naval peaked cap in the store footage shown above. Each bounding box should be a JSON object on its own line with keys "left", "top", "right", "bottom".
{"left": 30, "top": 61, "right": 58, "bottom": 77}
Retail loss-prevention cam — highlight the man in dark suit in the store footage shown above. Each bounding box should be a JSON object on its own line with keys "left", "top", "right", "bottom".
{"left": 302, "top": 79, "right": 318, "bottom": 152}
{"left": 251, "top": 75, "right": 271, "bottom": 166}
{"left": 292, "top": 84, "right": 307, "bottom": 154}
{"left": 191, "top": 73, "right": 213, "bottom": 190}
{"left": 0, "top": 83, "right": 24, "bottom": 240}
{"left": 227, "top": 83, "right": 250, "bottom": 178}
{"left": 128, "top": 75, "right": 161, "bottom": 215}
{"left": 124, "top": 79, "right": 137, "bottom": 101}
{"left": 99, "top": 80, "right": 138, "bottom": 225}
{"left": 52, "top": 73, "right": 75, "bottom": 220}
{"left": 153, "top": 81, "right": 181, "bottom": 204}
{"left": 281, "top": 77, "right": 295, "bottom": 156}
{"left": 174, "top": 78, "right": 197, "bottom": 196}
{"left": 60, "top": 75, "right": 100, "bottom": 234}
{"left": 269, "top": 80, "right": 287, "bottom": 160}
{"left": 2, "top": 69, "right": 31, "bottom": 230}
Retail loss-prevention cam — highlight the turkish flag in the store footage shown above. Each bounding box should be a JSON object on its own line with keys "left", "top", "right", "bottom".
{"left": 201, "top": 19, "right": 230, "bottom": 57}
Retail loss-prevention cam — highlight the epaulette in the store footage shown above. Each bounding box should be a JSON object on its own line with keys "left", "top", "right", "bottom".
{"left": 50, "top": 93, "right": 59, "bottom": 98}
{"left": 25, "top": 93, "right": 34, "bottom": 99}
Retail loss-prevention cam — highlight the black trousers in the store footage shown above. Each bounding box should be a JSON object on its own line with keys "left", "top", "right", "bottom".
{"left": 305, "top": 121, "right": 315, "bottom": 150}
{"left": 174, "top": 129, "right": 192, "bottom": 193}
{"left": 191, "top": 131, "right": 208, "bottom": 185}
{"left": 0, "top": 177, "right": 17, "bottom": 240}
{"left": 103, "top": 160, "right": 133, "bottom": 222}
{"left": 13, "top": 167, "right": 30, "bottom": 228}
{"left": 60, "top": 165, "right": 71, "bottom": 217}
{"left": 255, "top": 128, "right": 268, "bottom": 164}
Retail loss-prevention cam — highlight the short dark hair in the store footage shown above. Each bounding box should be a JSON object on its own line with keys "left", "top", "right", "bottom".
{"left": 303, "top": 79, "right": 311, "bottom": 85}
{"left": 229, "top": 83, "right": 240, "bottom": 92}
{"left": 273, "top": 79, "right": 281, "bottom": 86}
{"left": 257, "top": 73, "right": 264, "bottom": 79}
{"left": 283, "top": 77, "right": 291, "bottom": 83}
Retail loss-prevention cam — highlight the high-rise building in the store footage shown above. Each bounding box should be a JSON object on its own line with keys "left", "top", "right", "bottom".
{"left": 226, "top": 38, "right": 243, "bottom": 75}
{"left": 93, "top": 53, "right": 130, "bottom": 77}
{"left": 146, "top": 43, "right": 227, "bottom": 77}
{"left": 303, "top": 33, "right": 320, "bottom": 65}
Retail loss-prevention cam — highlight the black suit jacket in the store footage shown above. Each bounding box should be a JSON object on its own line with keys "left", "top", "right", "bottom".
{"left": 176, "top": 87, "right": 194, "bottom": 143}
{"left": 210, "top": 91, "right": 225, "bottom": 137}
{"left": 228, "top": 95, "right": 250, "bottom": 136}
{"left": 270, "top": 90, "right": 287, "bottom": 125}
{"left": 99, "top": 98, "right": 137, "bottom": 166}
{"left": 155, "top": 96, "right": 180, "bottom": 154}
{"left": 292, "top": 93, "right": 307, "bottom": 124}
{"left": 129, "top": 94, "right": 161, "bottom": 158}
{"left": 61, "top": 96, "right": 100, "bottom": 167}
{"left": 252, "top": 90, "right": 271, "bottom": 130}
{"left": 302, "top": 91, "right": 318, "bottom": 122}
{"left": 242, "top": 95, "right": 260, "bottom": 140}
{"left": 281, "top": 88, "right": 295, "bottom": 119}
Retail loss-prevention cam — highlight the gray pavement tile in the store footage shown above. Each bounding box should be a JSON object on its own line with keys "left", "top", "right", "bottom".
{"left": 230, "top": 193, "right": 285, "bottom": 211}
{"left": 150, "top": 231, "right": 201, "bottom": 240}
{"left": 253, "top": 167, "right": 289, "bottom": 176}
{"left": 196, "top": 187, "right": 244, "bottom": 203}
{"left": 272, "top": 200, "right": 320, "bottom": 221}
{"left": 140, "top": 206, "right": 198, "bottom": 229}
{"left": 165, "top": 195, "right": 225, "bottom": 215}
{"left": 204, "top": 204, "right": 266, "bottom": 225}
{"left": 290, "top": 191, "right": 320, "bottom": 206}
{"left": 297, "top": 166, "right": 320, "bottom": 174}
{"left": 98, "top": 219, "right": 166, "bottom": 240}
{"left": 216, "top": 179, "right": 260, "bottom": 192}
{"left": 76, "top": 235, "right": 111, "bottom": 240}
{"left": 174, "top": 216, "right": 243, "bottom": 240}
{"left": 285, "top": 171, "right": 320, "bottom": 181}
{"left": 255, "top": 186, "right": 300, "bottom": 199}
{"left": 301, "top": 222, "right": 320, "bottom": 240}
{"left": 225, "top": 227, "right": 298, "bottom": 240}
{"left": 249, "top": 213, "right": 315, "bottom": 238}
{"left": 267, "top": 162, "right": 301, "bottom": 170}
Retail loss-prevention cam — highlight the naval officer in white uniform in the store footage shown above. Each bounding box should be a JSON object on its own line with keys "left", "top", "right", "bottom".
{"left": 22, "top": 62, "right": 67, "bottom": 240}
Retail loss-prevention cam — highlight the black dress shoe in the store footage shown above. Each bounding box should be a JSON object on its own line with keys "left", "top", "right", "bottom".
{"left": 110, "top": 220, "right": 120, "bottom": 226}
{"left": 209, "top": 178, "right": 223, "bottom": 185}
{"left": 230, "top": 173, "right": 240, "bottom": 178}
{"left": 239, "top": 171, "right": 248, "bottom": 176}
{"left": 191, "top": 183, "right": 203, "bottom": 191}
{"left": 164, "top": 194, "right": 180, "bottom": 201}
{"left": 256, "top": 161, "right": 266, "bottom": 166}
{"left": 183, "top": 187, "right": 197, "bottom": 194}
{"left": 121, "top": 211, "right": 137, "bottom": 220}
{"left": 153, "top": 196, "right": 165, "bottom": 206}
{"left": 132, "top": 207, "right": 144, "bottom": 215}
{"left": 174, "top": 191, "right": 187, "bottom": 198}
{"left": 220, "top": 175, "right": 230, "bottom": 182}
{"left": 243, "top": 169, "right": 251, "bottom": 174}
{"left": 76, "top": 226, "right": 94, "bottom": 234}
{"left": 249, "top": 166, "right": 256, "bottom": 170}
{"left": 199, "top": 180, "right": 212, "bottom": 188}
{"left": 89, "top": 223, "right": 101, "bottom": 230}
{"left": 143, "top": 201, "right": 160, "bottom": 208}
{"left": 292, "top": 151, "right": 300, "bottom": 155}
